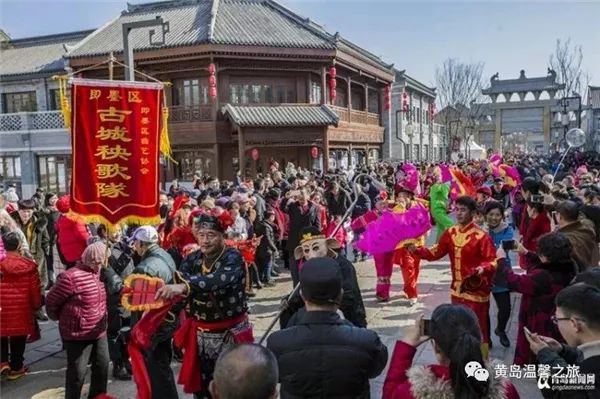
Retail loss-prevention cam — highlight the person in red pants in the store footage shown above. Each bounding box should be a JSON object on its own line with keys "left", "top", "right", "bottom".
{"left": 392, "top": 164, "right": 428, "bottom": 306}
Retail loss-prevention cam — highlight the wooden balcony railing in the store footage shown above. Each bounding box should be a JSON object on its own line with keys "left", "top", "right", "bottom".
{"left": 330, "top": 105, "right": 380, "bottom": 126}
{"left": 169, "top": 105, "right": 213, "bottom": 123}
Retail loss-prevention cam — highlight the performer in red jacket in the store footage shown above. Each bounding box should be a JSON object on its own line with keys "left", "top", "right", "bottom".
{"left": 409, "top": 196, "right": 497, "bottom": 358}
{"left": 0, "top": 232, "right": 42, "bottom": 380}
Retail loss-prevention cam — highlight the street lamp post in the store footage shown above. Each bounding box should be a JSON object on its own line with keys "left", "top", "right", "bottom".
{"left": 122, "top": 16, "right": 170, "bottom": 81}
{"left": 556, "top": 95, "right": 582, "bottom": 149}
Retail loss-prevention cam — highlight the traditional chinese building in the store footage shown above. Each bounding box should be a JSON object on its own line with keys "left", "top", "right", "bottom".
{"left": 475, "top": 69, "right": 569, "bottom": 153}
{"left": 66, "top": 0, "right": 395, "bottom": 181}
{"left": 0, "top": 29, "right": 93, "bottom": 197}
{"left": 385, "top": 70, "right": 444, "bottom": 162}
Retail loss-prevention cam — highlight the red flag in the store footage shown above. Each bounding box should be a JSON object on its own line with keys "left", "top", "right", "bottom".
{"left": 70, "top": 78, "right": 164, "bottom": 228}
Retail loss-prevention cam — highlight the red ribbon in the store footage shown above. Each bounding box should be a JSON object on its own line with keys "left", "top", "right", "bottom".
{"left": 128, "top": 297, "right": 181, "bottom": 399}
{"left": 173, "top": 314, "right": 253, "bottom": 394}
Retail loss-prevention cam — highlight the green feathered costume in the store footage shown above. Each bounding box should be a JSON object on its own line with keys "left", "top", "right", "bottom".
{"left": 430, "top": 183, "right": 453, "bottom": 241}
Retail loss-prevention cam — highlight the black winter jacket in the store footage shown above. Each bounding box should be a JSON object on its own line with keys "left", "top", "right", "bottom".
{"left": 324, "top": 190, "right": 351, "bottom": 217}
{"left": 280, "top": 255, "right": 367, "bottom": 329}
{"left": 281, "top": 199, "right": 321, "bottom": 250}
{"left": 267, "top": 311, "right": 388, "bottom": 399}
{"left": 254, "top": 220, "right": 278, "bottom": 259}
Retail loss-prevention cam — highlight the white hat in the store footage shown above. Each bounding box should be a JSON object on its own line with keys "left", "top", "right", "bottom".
{"left": 128, "top": 226, "right": 159, "bottom": 244}
{"left": 3, "top": 190, "right": 19, "bottom": 203}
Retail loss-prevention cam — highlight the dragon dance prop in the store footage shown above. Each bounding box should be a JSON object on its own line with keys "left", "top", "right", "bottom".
{"left": 430, "top": 183, "right": 454, "bottom": 241}
{"left": 491, "top": 163, "right": 521, "bottom": 188}
{"left": 120, "top": 274, "right": 181, "bottom": 399}
{"left": 225, "top": 238, "right": 261, "bottom": 264}
{"left": 355, "top": 204, "right": 431, "bottom": 255}
{"left": 435, "top": 164, "right": 477, "bottom": 201}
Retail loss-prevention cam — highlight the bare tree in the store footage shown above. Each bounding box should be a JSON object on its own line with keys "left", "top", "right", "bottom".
{"left": 435, "top": 58, "right": 486, "bottom": 110}
{"left": 548, "top": 38, "right": 584, "bottom": 98}
{"left": 434, "top": 58, "right": 486, "bottom": 159}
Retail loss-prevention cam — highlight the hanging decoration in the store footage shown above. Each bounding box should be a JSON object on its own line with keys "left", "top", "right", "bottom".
{"left": 329, "top": 65, "right": 337, "bottom": 103}
{"left": 68, "top": 78, "right": 168, "bottom": 230}
{"left": 310, "top": 146, "right": 319, "bottom": 159}
{"left": 402, "top": 91, "right": 409, "bottom": 113}
{"left": 208, "top": 62, "right": 217, "bottom": 100}
{"left": 251, "top": 148, "right": 259, "bottom": 161}
{"left": 429, "top": 101, "right": 437, "bottom": 122}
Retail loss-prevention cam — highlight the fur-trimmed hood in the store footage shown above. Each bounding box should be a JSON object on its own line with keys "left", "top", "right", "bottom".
{"left": 406, "top": 361, "right": 509, "bottom": 399}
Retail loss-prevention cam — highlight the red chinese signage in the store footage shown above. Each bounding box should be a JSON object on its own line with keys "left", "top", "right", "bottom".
{"left": 70, "top": 78, "right": 164, "bottom": 227}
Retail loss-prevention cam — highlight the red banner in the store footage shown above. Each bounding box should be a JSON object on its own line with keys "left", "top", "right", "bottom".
{"left": 70, "top": 78, "right": 163, "bottom": 228}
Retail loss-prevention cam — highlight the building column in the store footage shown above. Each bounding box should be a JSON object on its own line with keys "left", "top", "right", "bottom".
{"left": 20, "top": 150, "right": 37, "bottom": 199}
{"left": 495, "top": 109, "right": 502, "bottom": 153}
{"left": 348, "top": 142, "right": 353, "bottom": 167}
{"left": 347, "top": 77, "right": 352, "bottom": 114}
{"left": 543, "top": 105, "right": 551, "bottom": 151}
{"left": 323, "top": 127, "right": 330, "bottom": 173}
{"left": 321, "top": 66, "right": 327, "bottom": 105}
{"left": 213, "top": 143, "right": 220, "bottom": 179}
{"left": 364, "top": 83, "right": 369, "bottom": 112}
{"left": 237, "top": 126, "right": 245, "bottom": 179}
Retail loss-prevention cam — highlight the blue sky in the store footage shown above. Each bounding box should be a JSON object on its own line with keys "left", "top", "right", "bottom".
{"left": 1, "top": 0, "right": 599, "bottom": 87}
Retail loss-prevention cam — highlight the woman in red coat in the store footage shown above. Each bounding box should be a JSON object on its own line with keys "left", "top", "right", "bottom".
{"left": 519, "top": 202, "right": 551, "bottom": 269}
{"left": 55, "top": 195, "right": 91, "bottom": 269}
{"left": 383, "top": 304, "right": 520, "bottom": 399}
{"left": 0, "top": 232, "right": 42, "bottom": 380}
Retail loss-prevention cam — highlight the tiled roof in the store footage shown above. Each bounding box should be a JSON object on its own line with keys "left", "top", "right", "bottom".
{"left": 68, "top": 1, "right": 212, "bottom": 58}
{"left": 0, "top": 30, "right": 93, "bottom": 78}
{"left": 212, "top": 0, "right": 334, "bottom": 49}
{"left": 222, "top": 104, "right": 339, "bottom": 127}
{"left": 483, "top": 75, "right": 564, "bottom": 95}
{"left": 66, "top": 0, "right": 391, "bottom": 70}
{"left": 394, "top": 69, "right": 435, "bottom": 97}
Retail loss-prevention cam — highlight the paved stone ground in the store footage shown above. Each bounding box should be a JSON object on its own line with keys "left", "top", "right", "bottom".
{"left": 1, "top": 245, "right": 542, "bottom": 399}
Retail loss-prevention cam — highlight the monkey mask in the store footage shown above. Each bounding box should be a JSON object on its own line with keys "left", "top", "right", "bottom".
{"left": 294, "top": 227, "right": 341, "bottom": 261}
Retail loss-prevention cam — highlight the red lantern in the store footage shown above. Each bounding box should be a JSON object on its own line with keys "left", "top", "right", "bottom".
{"left": 251, "top": 148, "right": 259, "bottom": 161}
{"left": 429, "top": 101, "right": 437, "bottom": 122}
{"left": 310, "top": 146, "right": 319, "bottom": 159}
{"left": 402, "top": 91, "right": 409, "bottom": 113}
{"left": 208, "top": 63, "right": 216, "bottom": 75}
{"left": 328, "top": 65, "right": 337, "bottom": 103}
{"left": 384, "top": 85, "right": 391, "bottom": 110}
{"left": 208, "top": 62, "right": 217, "bottom": 101}
{"left": 329, "top": 66, "right": 336, "bottom": 78}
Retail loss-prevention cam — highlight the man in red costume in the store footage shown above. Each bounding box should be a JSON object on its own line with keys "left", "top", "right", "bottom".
{"left": 408, "top": 196, "right": 497, "bottom": 357}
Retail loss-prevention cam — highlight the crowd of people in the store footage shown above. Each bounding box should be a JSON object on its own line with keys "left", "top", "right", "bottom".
{"left": 1, "top": 150, "right": 600, "bottom": 399}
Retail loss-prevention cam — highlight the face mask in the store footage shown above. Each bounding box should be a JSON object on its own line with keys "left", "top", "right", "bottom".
{"left": 300, "top": 239, "right": 328, "bottom": 260}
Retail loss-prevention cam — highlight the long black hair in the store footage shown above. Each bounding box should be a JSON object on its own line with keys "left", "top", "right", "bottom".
{"left": 430, "top": 304, "right": 489, "bottom": 399}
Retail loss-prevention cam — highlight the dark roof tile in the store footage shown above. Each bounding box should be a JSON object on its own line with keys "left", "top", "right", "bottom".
{"left": 222, "top": 103, "right": 339, "bottom": 127}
